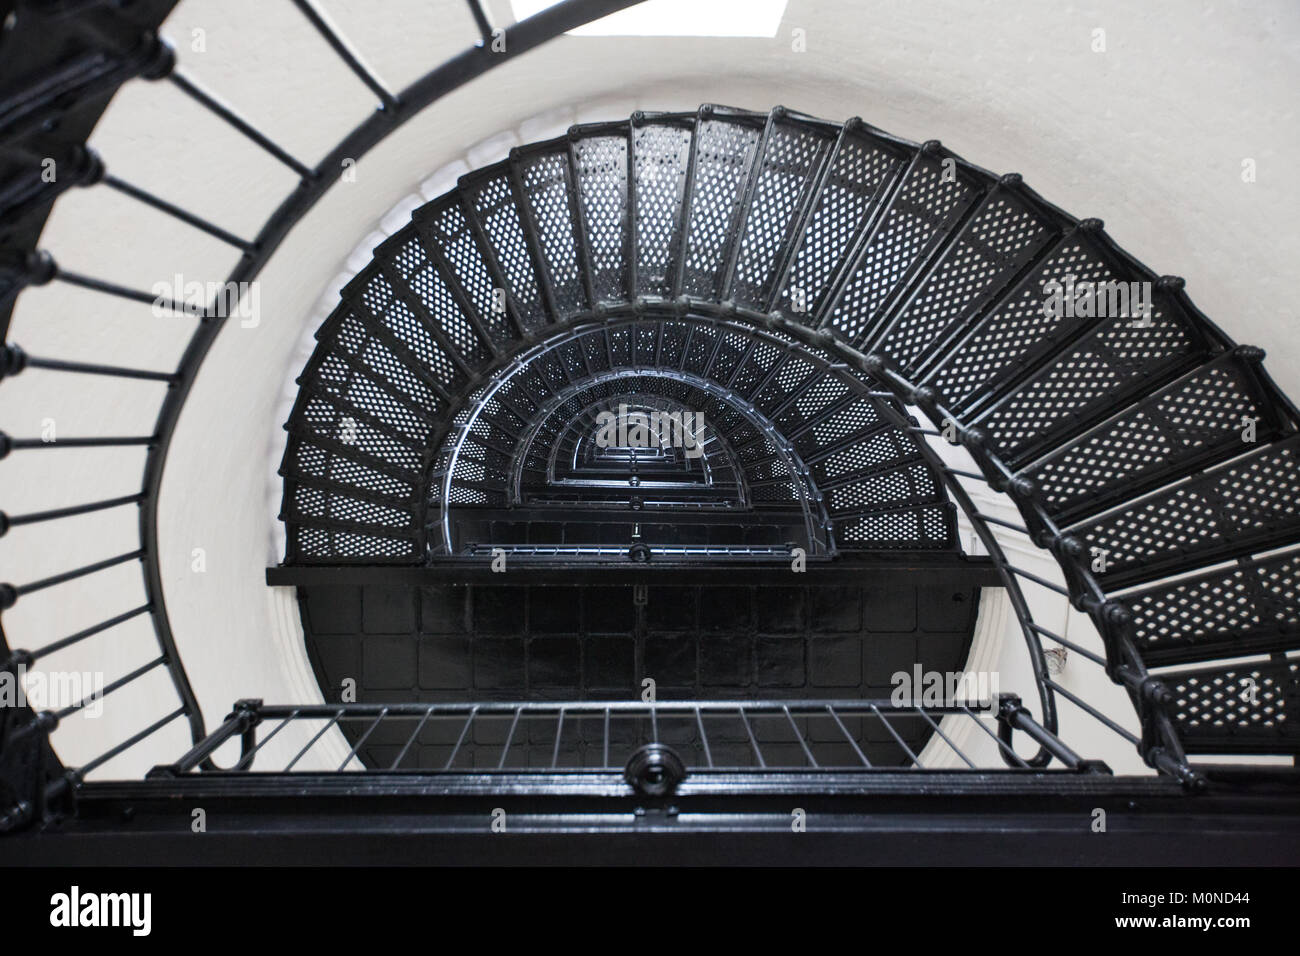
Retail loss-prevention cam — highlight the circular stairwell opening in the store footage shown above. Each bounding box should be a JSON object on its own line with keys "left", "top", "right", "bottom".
{"left": 263, "top": 105, "right": 1300, "bottom": 782}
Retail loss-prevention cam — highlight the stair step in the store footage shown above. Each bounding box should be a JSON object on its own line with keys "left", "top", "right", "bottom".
{"left": 458, "top": 163, "right": 550, "bottom": 331}
{"left": 863, "top": 179, "right": 1055, "bottom": 366}
{"left": 833, "top": 501, "right": 955, "bottom": 550}
{"left": 1073, "top": 434, "right": 1300, "bottom": 590}
{"left": 823, "top": 145, "right": 979, "bottom": 346}
{"left": 1021, "top": 350, "right": 1289, "bottom": 525}
{"left": 283, "top": 515, "right": 416, "bottom": 554}
{"left": 874, "top": 183, "right": 1055, "bottom": 374}
{"left": 729, "top": 109, "right": 837, "bottom": 311}
{"left": 411, "top": 195, "right": 522, "bottom": 345}
{"left": 284, "top": 483, "right": 417, "bottom": 535}
{"left": 512, "top": 138, "right": 590, "bottom": 319}
{"left": 350, "top": 268, "right": 470, "bottom": 396}
{"left": 773, "top": 120, "right": 909, "bottom": 320}
{"left": 290, "top": 523, "right": 420, "bottom": 562}
{"left": 301, "top": 369, "right": 430, "bottom": 445}
{"left": 294, "top": 391, "right": 423, "bottom": 470}
{"left": 677, "top": 105, "right": 766, "bottom": 300}
{"left": 1161, "top": 658, "right": 1299, "bottom": 755}
{"left": 568, "top": 120, "right": 632, "bottom": 305}
{"left": 284, "top": 438, "right": 416, "bottom": 501}
{"left": 973, "top": 299, "right": 1214, "bottom": 468}
{"left": 629, "top": 111, "right": 694, "bottom": 298}
{"left": 1118, "top": 548, "right": 1300, "bottom": 666}
{"left": 306, "top": 350, "right": 439, "bottom": 433}
{"left": 823, "top": 457, "right": 944, "bottom": 515}
{"left": 931, "top": 230, "right": 1127, "bottom": 413}
{"left": 382, "top": 231, "right": 497, "bottom": 369}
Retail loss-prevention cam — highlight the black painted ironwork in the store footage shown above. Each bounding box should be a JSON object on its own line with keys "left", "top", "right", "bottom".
{"left": 0, "top": 0, "right": 651, "bottom": 832}
{"left": 0, "top": 0, "right": 1297, "bottom": 845}
{"left": 146, "top": 697, "right": 1100, "bottom": 780}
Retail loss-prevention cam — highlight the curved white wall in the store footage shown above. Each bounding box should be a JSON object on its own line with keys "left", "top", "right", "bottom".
{"left": 1, "top": 0, "right": 1294, "bottom": 775}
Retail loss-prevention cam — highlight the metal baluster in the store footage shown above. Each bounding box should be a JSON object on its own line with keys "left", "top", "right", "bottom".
{"left": 444, "top": 706, "right": 478, "bottom": 770}
{"left": 390, "top": 706, "right": 435, "bottom": 770}
{"left": 338, "top": 707, "right": 389, "bottom": 770}
{"left": 737, "top": 706, "right": 766, "bottom": 768}
{"left": 825, "top": 705, "right": 871, "bottom": 767}
{"left": 285, "top": 711, "right": 344, "bottom": 771}
{"left": 871, "top": 703, "right": 922, "bottom": 768}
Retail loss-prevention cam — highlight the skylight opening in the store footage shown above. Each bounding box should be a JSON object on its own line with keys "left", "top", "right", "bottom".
{"left": 510, "top": 0, "right": 788, "bottom": 38}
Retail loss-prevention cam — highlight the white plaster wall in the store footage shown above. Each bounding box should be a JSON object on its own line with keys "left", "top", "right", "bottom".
{"left": 1, "top": 0, "right": 1295, "bottom": 776}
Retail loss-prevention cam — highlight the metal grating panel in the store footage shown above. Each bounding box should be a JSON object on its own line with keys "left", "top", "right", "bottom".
{"left": 1026, "top": 356, "right": 1277, "bottom": 522}
{"left": 679, "top": 113, "right": 762, "bottom": 298}
{"left": 934, "top": 237, "right": 1119, "bottom": 411}
{"left": 877, "top": 191, "right": 1050, "bottom": 370}
{"left": 1075, "top": 436, "right": 1300, "bottom": 588}
{"left": 1122, "top": 549, "right": 1300, "bottom": 665}
{"left": 572, "top": 132, "right": 630, "bottom": 303}
{"left": 730, "top": 118, "right": 832, "bottom": 309}
{"left": 517, "top": 148, "right": 588, "bottom": 317}
{"left": 465, "top": 172, "right": 548, "bottom": 330}
{"left": 776, "top": 131, "right": 902, "bottom": 317}
{"left": 631, "top": 119, "right": 692, "bottom": 297}
{"left": 1165, "top": 659, "right": 1299, "bottom": 754}
{"left": 827, "top": 158, "right": 975, "bottom": 344}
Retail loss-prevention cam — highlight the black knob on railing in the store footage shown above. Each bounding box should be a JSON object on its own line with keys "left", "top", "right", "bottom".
{"left": 1053, "top": 535, "right": 1084, "bottom": 558}
{"left": 910, "top": 385, "right": 937, "bottom": 407}
{"left": 624, "top": 743, "right": 686, "bottom": 798}
{"left": 1007, "top": 476, "right": 1036, "bottom": 500}
{"left": 70, "top": 145, "right": 105, "bottom": 186}
{"left": 0, "top": 344, "right": 27, "bottom": 380}
{"left": 0, "top": 800, "right": 34, "bottom": 834}
{"left": 2, "top": 648, "right": 32, "bottom": 671}
{"left": 1140, "top": 677, "right": 1173, "bottom": 706}
{"left": 135, "top": 34, "right": 176, "bottom": 80}
{"left": 961, "top": 426, "right": 988, "bottom": 451}
{"left": 6, "top": 250, "right": 56, "bottom": 287}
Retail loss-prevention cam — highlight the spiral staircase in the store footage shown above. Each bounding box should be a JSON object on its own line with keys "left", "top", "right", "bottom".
{"left": 1, "top": 0, "right": 1297, "bottom": 863}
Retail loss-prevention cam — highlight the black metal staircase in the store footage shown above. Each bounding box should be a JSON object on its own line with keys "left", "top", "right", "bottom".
{"left": 0, "top": 0, "right": 1297, "bottom": 855}
{"left": 276, "top": 104, "right": 1300, "bottom": 769}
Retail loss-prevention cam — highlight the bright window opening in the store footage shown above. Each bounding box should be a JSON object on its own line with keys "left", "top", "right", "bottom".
{"left": 510, "top": 0, "right": 789, "bottom": 38}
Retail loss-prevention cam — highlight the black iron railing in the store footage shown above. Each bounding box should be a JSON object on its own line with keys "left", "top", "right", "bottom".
{"left": 1, "top": 0, "right": 1297, "bottom": 841}
{"left": 147, "top": 697, "right": 1101, "bottom": 792}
